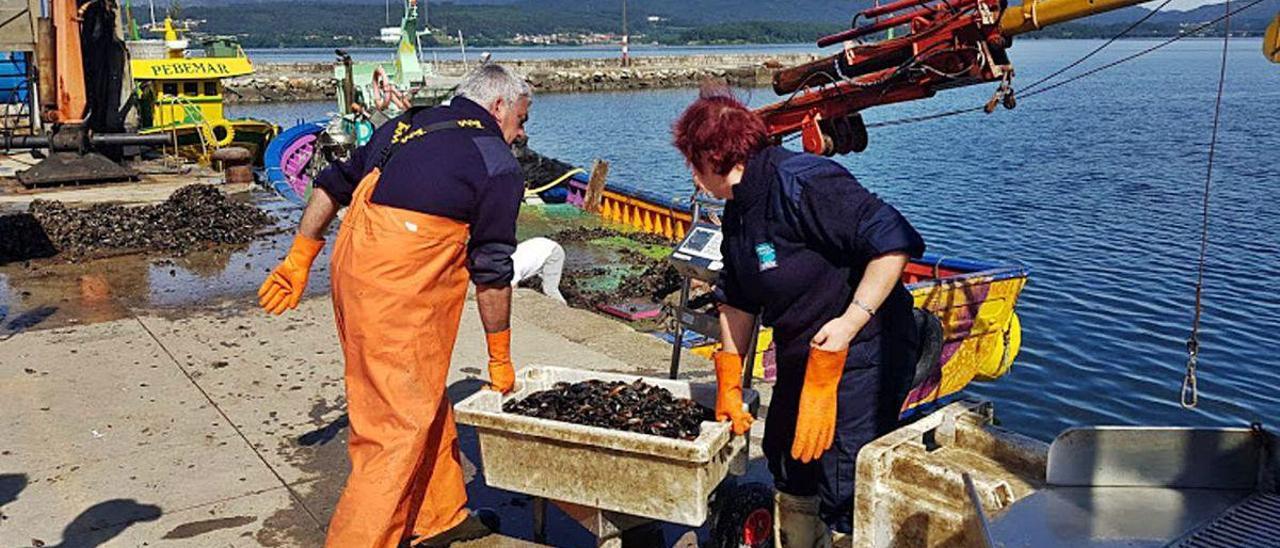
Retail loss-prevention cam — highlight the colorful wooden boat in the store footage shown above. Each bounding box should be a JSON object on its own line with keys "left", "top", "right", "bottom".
{"left": 263, "top": 120, "right": 327, "bottom": 205}
{"left": 559, "top": 174, "right": 1029, "bottom": 416}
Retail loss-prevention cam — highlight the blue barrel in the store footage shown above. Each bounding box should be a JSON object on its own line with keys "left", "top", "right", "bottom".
{"left": 0, "top": 52, "right": 30, "bottom": 104}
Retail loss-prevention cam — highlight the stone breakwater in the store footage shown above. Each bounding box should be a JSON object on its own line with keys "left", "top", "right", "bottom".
{"left": 224, "top": 53, "right": 819, "bottom": 103}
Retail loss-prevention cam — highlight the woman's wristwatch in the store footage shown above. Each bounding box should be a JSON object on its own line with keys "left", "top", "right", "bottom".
{"left": 851, "top": 298, "right": 877, "bottom": 318}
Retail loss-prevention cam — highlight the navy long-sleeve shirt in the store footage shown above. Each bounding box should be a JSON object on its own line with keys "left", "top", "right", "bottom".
{"left": 314, "top": 97, "right": 524, "bottom": 285}
{"left": 718, "top": 145, "right": 926, "bottom": 367}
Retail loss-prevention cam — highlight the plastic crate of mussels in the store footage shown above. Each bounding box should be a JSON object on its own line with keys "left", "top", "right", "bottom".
{"left": 455, "top": 366, "right": 745, "bottom": 526}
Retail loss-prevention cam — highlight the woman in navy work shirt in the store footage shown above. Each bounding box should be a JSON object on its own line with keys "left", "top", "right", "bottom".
{"left": 673, "top": 87, "right": 924, "bottom": 545}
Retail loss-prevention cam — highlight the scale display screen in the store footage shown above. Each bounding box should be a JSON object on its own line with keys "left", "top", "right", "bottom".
{"left": 676, "top": 226, "right": 722, "bottom": 261}
{"left": 669, "top": 224, "right": 724, "bottom": 281}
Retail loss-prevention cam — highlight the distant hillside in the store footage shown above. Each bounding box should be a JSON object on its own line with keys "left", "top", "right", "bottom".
{"left": 184, "top": 0, "right": 860, "bottom": 14}
{"left": 178, "top": 0, "right": 868, "bottom": 21}
{"left": 506, "top": 0, "right": 866, "bottom": 25}
{"left": 1035, "top": 0, "right": 1275, "bottom": 25}
{"left": 1019, "top": 0, "right": 1277, "bottom": 38}
{"left": 174, "top": 0, "right": 1277, "bottom": 48}
{"left": 178, "top": 1, "right": 854, "bottom": 47}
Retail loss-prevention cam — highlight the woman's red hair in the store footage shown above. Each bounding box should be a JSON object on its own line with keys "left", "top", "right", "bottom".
{"left": 672, "top": 83, "right": 769, "bottom": 175}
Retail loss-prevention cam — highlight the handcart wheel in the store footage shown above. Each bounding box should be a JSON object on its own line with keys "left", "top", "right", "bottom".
{"left": 708, "top": 482, "right": 774, "bottom": 548}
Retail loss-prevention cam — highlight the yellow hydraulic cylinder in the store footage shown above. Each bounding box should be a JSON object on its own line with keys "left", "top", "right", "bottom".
{"left": 999, "top": 0, "right": 1154, "bottom": 36}
{"left": 1265, "top": 13, "right": 1280, "bottom": 63}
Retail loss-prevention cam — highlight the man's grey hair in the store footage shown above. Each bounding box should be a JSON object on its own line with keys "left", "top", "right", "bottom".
{"left": 453, "top": 64, "right": 532, "bottom": 109}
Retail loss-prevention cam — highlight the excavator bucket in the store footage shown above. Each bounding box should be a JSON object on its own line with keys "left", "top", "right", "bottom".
{"left": 1267, "top": 13, "right": 1280, "bottom": 63}
{"left": 13, "top": 124, "right": 142, "bottom": 188}
{"left": 16, "top": 151, "right": 137, "bottom": 188}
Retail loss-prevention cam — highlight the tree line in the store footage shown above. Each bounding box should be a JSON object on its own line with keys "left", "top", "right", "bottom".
{"left": 179, "top": 1, "right": 1272, "bottom": 49}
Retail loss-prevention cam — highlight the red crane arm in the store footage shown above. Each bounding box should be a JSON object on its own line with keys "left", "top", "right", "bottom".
{"left": 756, "top": 0, "right": 1151, "bottom": 155}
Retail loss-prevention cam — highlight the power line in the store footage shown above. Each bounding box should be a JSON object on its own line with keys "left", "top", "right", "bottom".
{"left": 866, "top": 105, "right": 985, "bottom": 128}
{"left": 1020, "top": 0, "right": 1263, "bottom": 99}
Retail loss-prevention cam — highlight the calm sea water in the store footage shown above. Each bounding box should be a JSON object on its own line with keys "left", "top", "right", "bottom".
{"left": 231, "top": 39, "right": 1280, "bottom": 441}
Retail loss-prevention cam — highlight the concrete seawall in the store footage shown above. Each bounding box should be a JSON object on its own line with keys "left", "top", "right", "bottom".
{"left": 226, "top": 53, "right": 819, "bottom": 103}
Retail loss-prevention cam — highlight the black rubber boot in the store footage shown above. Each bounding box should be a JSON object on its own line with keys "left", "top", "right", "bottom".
{"left": 407, "top": 509, "right": 501, "bottom": 547}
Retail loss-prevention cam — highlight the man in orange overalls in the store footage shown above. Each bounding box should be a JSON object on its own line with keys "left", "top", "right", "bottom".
{"left": 257, "top": 64, "right": 531, "bottom": 547}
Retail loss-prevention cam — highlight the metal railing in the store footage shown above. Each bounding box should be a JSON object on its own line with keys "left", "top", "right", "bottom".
{"left": 154, "top": 94, "right": 217, "bottom": 161}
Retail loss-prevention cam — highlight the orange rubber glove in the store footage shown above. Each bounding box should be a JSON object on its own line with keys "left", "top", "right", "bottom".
{"left": 791, "top": 347, "right": 846, "bottom": 463}
{"left": 258, "top": 234, "right": 324, "bottom": 315}
{"left": 486, "top": 329, "right": 515, "bottom": 394}
{"left": 714, "top": 351, "right": 754, "bottom": 435}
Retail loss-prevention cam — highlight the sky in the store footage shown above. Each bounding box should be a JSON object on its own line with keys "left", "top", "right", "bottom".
{"left": 1163, "top": 0, "right": 1230, "bottom": 11}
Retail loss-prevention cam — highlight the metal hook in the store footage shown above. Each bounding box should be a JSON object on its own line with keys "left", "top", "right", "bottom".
{"left": 1181, "top": 333, "right": 1201, "bottom": 409}
{"left": 1181, "top": 353, "right": 1199, "bottom": 409}
{"left": 984, "top": 71, "right": 1016, "bottom": 114}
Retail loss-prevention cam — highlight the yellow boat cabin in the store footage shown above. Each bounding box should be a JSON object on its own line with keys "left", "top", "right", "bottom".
{"left": 128, "top": 19, "right": 277, "bottom": 164}
{"left": 134, "top": 58, "right": 251, "bottom": 131}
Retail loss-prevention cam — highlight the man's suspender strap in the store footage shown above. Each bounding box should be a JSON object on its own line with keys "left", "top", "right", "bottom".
{"left": 374, "top": 106, "right": 491, "bottom": 170}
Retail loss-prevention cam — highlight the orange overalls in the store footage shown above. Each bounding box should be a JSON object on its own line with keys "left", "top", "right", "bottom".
{"left": 324, "top": 160, "right": 473, "bottom": 546}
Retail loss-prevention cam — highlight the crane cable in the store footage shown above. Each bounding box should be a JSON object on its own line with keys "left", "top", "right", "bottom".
{"left": 1182, "top": 0, "right": 1232, "bottom": 410}
{"left": 1019, "top": 0, "right": 1177, "bottom": 93}
{"left": 785, "top": 0, "right": 1234, "bottom": 135}
{"left": 1019, "top": 0, "right": 1251, "bottom": 100}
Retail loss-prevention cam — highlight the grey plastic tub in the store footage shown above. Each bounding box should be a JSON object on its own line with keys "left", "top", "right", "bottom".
{"left": 455, "top": 366, "right": 746, "bottom": 526}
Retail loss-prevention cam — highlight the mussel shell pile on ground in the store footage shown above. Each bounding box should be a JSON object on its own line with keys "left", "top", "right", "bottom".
{"left": 551, "top": 226, "right": 683, "bottom": 310}
{"left": 502, "top": 379, "right": 713, "bottom": 440}
{"left": 27, "top": 184, "right": 272, "bottom": 258}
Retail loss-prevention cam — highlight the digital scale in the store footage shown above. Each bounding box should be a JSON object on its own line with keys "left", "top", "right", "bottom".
{"left": 668, "top": 223, "right": 724, "bottom": 282}
{"left": 665, "top": 211, "right": 762, "bottom": 394}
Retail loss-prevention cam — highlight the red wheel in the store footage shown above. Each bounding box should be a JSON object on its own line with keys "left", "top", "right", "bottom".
{"left": 709, "top": 482, "right": 774, "bottom": 548}
{"left": 742, "top": 507, "right": 773, "bottom": 547}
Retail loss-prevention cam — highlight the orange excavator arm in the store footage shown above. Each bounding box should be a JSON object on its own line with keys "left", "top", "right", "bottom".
{"left": 45, "top": 0, "right": 88, "bottom": 124}
{"left": 12, "top": 0, "right": 170, "bottom": 187}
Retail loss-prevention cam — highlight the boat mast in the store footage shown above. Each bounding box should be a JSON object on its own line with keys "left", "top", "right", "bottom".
{"left": 459, "top": 30, "right": 466, "bottom": 66}
{"left": 417, "top": 0, "right": 429, "bottom": 61}
{"left": 124, "top": 0, "right": 141, "bottom": 40}
{"left": 620, "top": 0, "right": 630, "bottom": 67}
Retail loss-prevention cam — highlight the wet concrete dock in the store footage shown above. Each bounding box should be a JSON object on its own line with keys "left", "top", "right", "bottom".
{"left": 0, "top": 193, "right": 773, "bottom": 546}
{"left": 0, "top": 286, "right": 736, "bottom": 546}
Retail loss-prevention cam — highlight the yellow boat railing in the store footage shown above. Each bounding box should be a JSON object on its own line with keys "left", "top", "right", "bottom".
{"left": 164, "top": 95, "right": 211, "bottom": 159}
{"left": 586, "top": 187, "right": 694, "bottom": 241}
